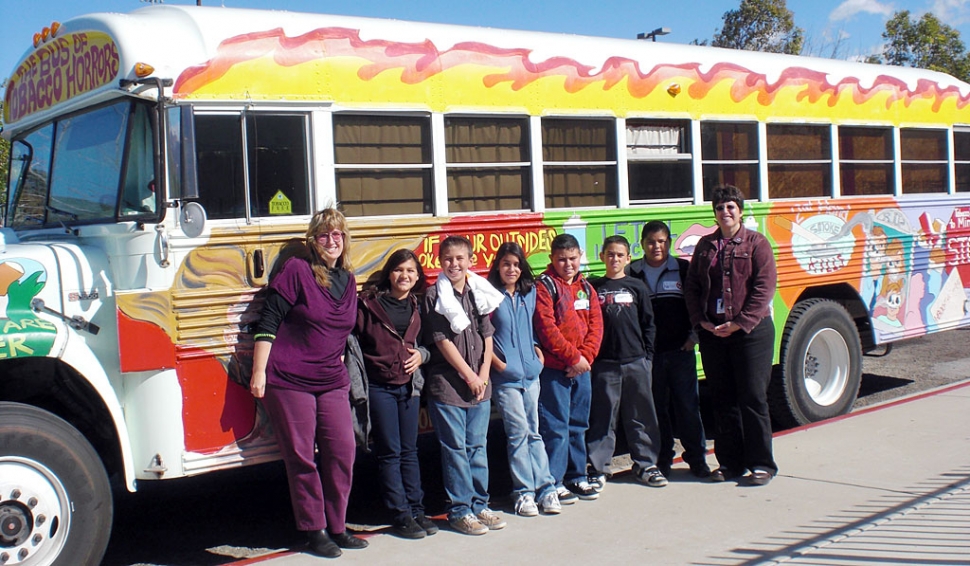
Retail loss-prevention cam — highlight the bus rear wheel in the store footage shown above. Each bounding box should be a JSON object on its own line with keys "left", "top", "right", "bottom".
{"left": 769, "top": 299, "right": 863, "bottom": 428}
{"left": 0, "top": 402, "right": 112, "bottom": 566}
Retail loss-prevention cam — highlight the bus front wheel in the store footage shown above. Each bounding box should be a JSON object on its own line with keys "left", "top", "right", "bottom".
{"left": 0, "top": 402, "right": 112, "bottom": 566}
{"left": 769, "top": 299, "right": 863, "bottom": 428}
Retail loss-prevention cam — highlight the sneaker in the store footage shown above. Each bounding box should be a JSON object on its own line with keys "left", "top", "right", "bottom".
{"left": 514, "top": 494, "right": 539, "bottom": 517}
{"left": 476, "top": 508, "right": 507, "bottom": 530}
{"left": 449, "top": 513, "right": 488, "bottom": 536}
{"left": 392, "top": 516, "right": 426, "bottom": 539}
{"left": 556, "top": 486, "right": 578, "bottom": 505}
{"left": 414, "top": 513, "right": 439, "bottom": 536}
{"left": 637, "top": 466, "right": 668, "bottom": 487}
{"left": 538, "top": 491, "right": 562, "bottom": 514}
{"left": 565, "top": 479, "right": 600, "bottom": 500}
{"left": 657, "top": 461, "right": 672, "bottom": 478}
{"left": 588, "top": 473, "right": 607, "bottom": 493}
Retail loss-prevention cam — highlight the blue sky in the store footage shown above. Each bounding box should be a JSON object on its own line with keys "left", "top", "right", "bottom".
{"left": 3, "top": 0, "right": 970, "bottom": 99}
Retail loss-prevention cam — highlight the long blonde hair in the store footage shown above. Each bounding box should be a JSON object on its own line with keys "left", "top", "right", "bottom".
{"left": 305, "top": 207, "right": 353, "bottom": 288}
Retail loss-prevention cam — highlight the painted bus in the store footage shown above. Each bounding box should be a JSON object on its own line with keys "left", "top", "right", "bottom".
{"left": 3, "top": 4, "right": 970, "bottom": 564}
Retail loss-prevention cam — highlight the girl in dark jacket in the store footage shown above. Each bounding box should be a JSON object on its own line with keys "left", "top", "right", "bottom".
{"left": 355, "top": 249, "right": 436, "bottom": 539}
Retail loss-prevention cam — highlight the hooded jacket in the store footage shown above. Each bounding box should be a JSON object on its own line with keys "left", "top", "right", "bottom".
{"left": 355, "top": 290, "right": 428, "bottom": 394}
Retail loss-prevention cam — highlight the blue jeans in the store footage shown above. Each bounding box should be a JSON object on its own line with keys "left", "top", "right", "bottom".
{"left": 587, "top": 357, "right": 660, "bottom": 475}
{"left": 652, "top": 348, "right": 708, "bottom": 468}
{"left": 493, "top": 381, "right": 557, "bottom": 499}
{"left": 427, "top": 398, "right": 491, "bottom": 520}
{"left": 368, "top": 382, "right": 424, "bottom": 523}
{"left": 538, "top": 368, "right": 591, "bottom": 486}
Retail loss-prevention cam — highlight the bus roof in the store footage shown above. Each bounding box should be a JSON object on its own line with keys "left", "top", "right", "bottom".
{"left": 5, "top": 4, "right": 970, "bottom": 135}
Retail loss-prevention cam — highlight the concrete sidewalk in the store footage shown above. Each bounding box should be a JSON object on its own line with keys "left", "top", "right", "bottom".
{"left": 239, "top": 380, "right": 970, "bottom": 565}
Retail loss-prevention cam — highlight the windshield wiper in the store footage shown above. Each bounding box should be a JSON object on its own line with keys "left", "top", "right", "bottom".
{"left": 45, "top": 205, "right": 79, "bottom": 234}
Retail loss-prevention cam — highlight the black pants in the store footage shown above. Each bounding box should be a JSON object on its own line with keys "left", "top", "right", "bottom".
{"left": 698, "top": 317, "right": 777, "bottom": 474}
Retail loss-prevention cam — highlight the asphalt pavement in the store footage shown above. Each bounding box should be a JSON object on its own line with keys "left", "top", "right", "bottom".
{"left": 226, "top": 378, "right": 970, "bottom": 565}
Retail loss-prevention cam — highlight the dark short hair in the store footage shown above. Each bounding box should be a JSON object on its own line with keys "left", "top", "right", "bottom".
{"left": 375, "top": 249, "right": 427, "bottom": 295}
{"left": 440, "top": 235, "right": 473, "bottom": 255}
{"left": 641, "top": 220, "right": 670, "bottom": 243}
{"left": 550, "top": 233, "right": 580, "bottom": 252}
{"left": 487, "top": 242, "right": 535, "bottom": 295}
{"left": 602, "top": 235, "right": 630, "bottom": 253}
{"left": 711, "top": 185, "right": 744, "bottom": 212}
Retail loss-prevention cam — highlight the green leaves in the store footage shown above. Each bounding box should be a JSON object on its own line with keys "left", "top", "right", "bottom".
{"left": 878, "top": 11, "right": 970, "bottom": 82}
{"left": 712, "top": 0, "right": 804, "bottom": 55}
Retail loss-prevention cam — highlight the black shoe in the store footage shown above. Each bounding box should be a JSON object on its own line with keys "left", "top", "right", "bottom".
{"left": 748, "top": 468, "right": 774, "bottom": 486}
{"left": 565, "top": 479, "right": 599, "bottom": 500}
{"left": 330, "top": 531, "right": 369, "bottom": 549}
{"left": 690, "top": 462, "right": 712, "bottom": 479}
{"left": 393, "top": 516, "right": 427, "bottom": 539}
{"left": 709, "top": 467, "right": 741, "bottom": 482}
{"left": 414, "top": 514, "right": 439, "bottom": 536}
{"left": 307, "top": 530, "right": 341, "bottom": 558}
{"left": 657, "top": 462, "right": 672, "bottom": 478}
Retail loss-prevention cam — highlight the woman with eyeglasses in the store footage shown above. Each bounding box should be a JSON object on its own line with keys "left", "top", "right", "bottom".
{"left": 250, "top": 207, "right": 368, "bottom": 558}
{"left": 684, "top": 185, "right": 778, "bottom": 486}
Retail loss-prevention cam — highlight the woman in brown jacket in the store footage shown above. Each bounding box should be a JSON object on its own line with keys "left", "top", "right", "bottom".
{"left": 684, "top": 185, "right": 778, "bottom": 486}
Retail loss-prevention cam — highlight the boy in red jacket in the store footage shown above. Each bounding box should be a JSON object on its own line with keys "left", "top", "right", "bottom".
{"left": 534, "top": 233, "right": 604, "bottom": 503}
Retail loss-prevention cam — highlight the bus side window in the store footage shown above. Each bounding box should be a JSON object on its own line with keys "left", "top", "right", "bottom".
{"left": 246, "top": 114, "right": 310, "bottom": 218}
{"left": 193, "top": 113, "right": 310, "bottom": 220}
{"left": 8, "top": 124, "right": 53, "bottom": 227}
{"left": 194, "top": 115, "right": 246, "bottom": 220}
{"left": 120, "top": 104, "right": 158, "bottom": 216}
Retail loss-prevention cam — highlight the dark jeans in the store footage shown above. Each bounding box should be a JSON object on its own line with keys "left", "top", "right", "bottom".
{"left": 698, "top": 317, "right": 777, "bottom": 474}
{"left": 652, "top": 348, "right": 708, "bottom": 468}
{"left": 369, "top": 382, "right": 424, "bottom": 523}
{"left": 587, "top": 357, "right": 660, "bottom": 475}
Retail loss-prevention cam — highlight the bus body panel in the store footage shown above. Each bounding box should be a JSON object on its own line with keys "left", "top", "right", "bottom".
{"left": 2, "top": 1, "right": 970, "bottom": 503}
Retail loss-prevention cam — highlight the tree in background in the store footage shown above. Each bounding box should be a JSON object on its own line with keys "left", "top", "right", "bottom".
{"left": 712, "top": 0, "right": 804, "bottom": 55}
{"left": 876, "top": 11, "right": 970, "bottom": 82}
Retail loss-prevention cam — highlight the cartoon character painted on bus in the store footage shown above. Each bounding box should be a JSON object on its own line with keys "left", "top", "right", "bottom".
{"left": 0, "top": 259, "right": 58, "bottom": 358}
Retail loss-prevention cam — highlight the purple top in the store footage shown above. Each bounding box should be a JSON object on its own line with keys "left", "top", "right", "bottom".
{"left": 266, "top": 257, "right": 356, "bottom": 392}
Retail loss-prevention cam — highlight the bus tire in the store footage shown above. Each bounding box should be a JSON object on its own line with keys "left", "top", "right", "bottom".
{"left": 769, "top": 299, "right": 862, "bottom": 428}
{"left": 0, "top": 402, "right": 113, "bottom": 566}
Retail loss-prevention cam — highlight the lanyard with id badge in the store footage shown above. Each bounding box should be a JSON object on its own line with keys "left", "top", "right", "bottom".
{"left": 574, "top": 289, "right": 590, "bottom": 311}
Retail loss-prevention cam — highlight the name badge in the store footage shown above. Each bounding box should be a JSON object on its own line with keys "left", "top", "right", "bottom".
{"left": 615, "top": 292, "right": 634, "bottom": 304}
{"left": 574, "top": 299, "right": 590, "bottom": 310}
{"left": 662, "top": 280, "right": 680, "bottom": 291}
{"left": 716, "top": 298, "right": 725, "bottom": 314}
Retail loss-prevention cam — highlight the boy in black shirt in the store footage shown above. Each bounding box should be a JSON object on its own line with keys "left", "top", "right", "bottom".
{"left": 587, "top": 235, "right": 665, "bottom": 489}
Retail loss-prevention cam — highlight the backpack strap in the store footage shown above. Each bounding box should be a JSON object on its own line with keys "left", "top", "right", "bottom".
{"left": 537, "top": 273, "right": 559, "bottom": 306}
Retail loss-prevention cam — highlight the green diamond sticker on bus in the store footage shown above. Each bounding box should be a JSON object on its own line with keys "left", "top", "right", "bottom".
{"left": 269, "top": 190, "right": 292, "bottom": 215}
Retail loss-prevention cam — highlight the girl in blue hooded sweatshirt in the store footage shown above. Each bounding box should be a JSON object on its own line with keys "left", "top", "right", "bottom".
{"left": 488, "top": 242, "right": 562, "bottom": 517}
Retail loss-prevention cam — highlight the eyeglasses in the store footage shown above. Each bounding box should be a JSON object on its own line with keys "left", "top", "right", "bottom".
{"left": 715, "top": 203, "right": 739, "bottom": 212}
{"left": 316, "top": 231, "right": 344, "bottom": 242}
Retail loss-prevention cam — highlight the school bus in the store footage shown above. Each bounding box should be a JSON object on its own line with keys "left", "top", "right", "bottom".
{"left": 2, "top": 5, "right": 970, "bottom": 564}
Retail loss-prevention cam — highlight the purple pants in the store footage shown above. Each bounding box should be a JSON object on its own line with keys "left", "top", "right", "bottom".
{"left": 263, "top": 383, "right": 356, "bottom": 532}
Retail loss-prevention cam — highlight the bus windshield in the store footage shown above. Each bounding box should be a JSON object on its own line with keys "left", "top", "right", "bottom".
{"left": 6, "top": 99, "right": 159, "bottom": 229}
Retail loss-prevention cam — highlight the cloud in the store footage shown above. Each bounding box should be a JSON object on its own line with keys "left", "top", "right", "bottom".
{"left": 829, "top": 0, "right": 894, "bottom": 23}
{"left": 930, "top": 0, "right": 970, "bottom": 25}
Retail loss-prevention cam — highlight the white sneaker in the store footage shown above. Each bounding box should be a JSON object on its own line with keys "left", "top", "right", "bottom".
{"left": 514, "top": 493, "right": 539, "bottom": 517}
{"left": 538, "top": 491, "right": 562, "bottom": 514}
{"left": 476, "top": 508, "right": 507, "bottom": 530}
{"left": 556, "top": 486, "right": 578, "bottom": 505}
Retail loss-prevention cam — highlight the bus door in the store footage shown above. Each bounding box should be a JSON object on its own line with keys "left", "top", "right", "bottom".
{"left": 160, "top": 107, "right": 311, "bottom": 459}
